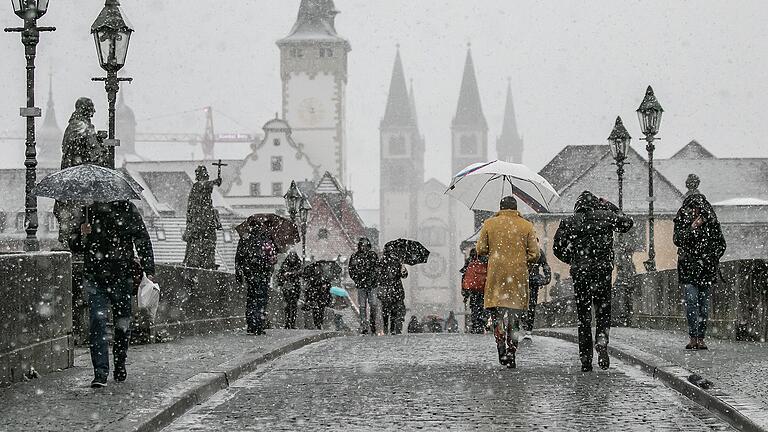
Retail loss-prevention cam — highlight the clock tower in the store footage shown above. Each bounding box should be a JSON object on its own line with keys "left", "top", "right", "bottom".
{"left": 277, "top": 0, "right": 351, "bottom": 180}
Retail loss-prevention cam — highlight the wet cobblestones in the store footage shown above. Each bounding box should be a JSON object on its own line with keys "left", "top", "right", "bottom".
{"left": 165, "top": 334, "right": 734, "bottom": 431}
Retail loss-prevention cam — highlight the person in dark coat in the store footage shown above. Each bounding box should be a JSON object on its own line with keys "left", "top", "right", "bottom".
{"left": 673, "top": 193, "right": 726, "bottom": 350}
{"left": 236, "top": 230, "right": 277, "bottom": 335}
{"left": 378, "top": 244, "right": 408, "bottom": 335}
{"left": 349, "top": 238, "right": 379, "bottom": 335}
{"left": 302, "top": 261, "right": 333, "bottom": 329}
{"left": 523, "top": 248, "right": 552, "bottom": 340}
{"left": 444, "top": 311, "right": 459, "bottom": 333}
{"left": 407, "top": 315, "right": 423, "bottom": 333}
{"left": 70, "top": 200, "right": 155, "bottom": 388}
{"left": 276, "top": 251, "right": 302, "bottom": 329}
{"left": 460, "top": 249, "right": 488, "bottom": 334}
{"left": 553, "top": 191, "right": 633, "bottom": 372}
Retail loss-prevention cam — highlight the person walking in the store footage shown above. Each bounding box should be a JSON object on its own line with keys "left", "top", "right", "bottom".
{"left": 553, "top": 191, "right": 633, "bottom": 372}
{"left": 236, "top": 230, "right": 278, "bottom": 335}
{"left": 302, "top": 261, "right": 333, "bottom": 329}
{"left": 378, "top": 243, "right": 408, "bottom": 335}
{"left": 70, "top": 200, "right": 155, "bottom": 388}
{"left": 476, "top": 196, "right": 540, "bottom": 369}
{"left": 673, "top": 193, "right": 726, "bottom": 350}
{"left": 461, "top": 249, "right": 488, "bottom": 334}
{"left": 407, "top": 315, "right": 423, "bottom": 333}
{"left": 276, "top": 251, "right": 303, "bottom": 329}
{"left": 349, "top": 238, "right": 380, "bottom": 335}
{"left": 522, "top": 248, "right": 551, "bottom": 341}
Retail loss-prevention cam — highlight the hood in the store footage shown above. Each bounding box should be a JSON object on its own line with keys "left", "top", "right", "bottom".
{"left": 681, "top": 193, "right": 718, "bottom": 223}
{"left": 357, "top": 237, "right": 372, "bottom": 252}
{"left": 574, "top": 191, "right": 598, "bottom": 213}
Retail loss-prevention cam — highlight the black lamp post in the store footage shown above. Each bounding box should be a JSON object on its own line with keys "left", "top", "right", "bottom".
{"left": 5, "top": 0, "right": 55, "bottom": 252}
{"left": 91, "top": 0, "right": 133, "bottom": 169}
{"left": 636, "top": 86, "right": 664, "bottom": 272}
{"left": 284, "top": 180, "right": 303, "bottom": 222}
{"left": 299, "top": 197, "right": 312, "bottom": 262}
{"left": 608, "top": 115, "right": 632, "bottom": 326}
{"left": 608, "top": 116, "right": 631, "bottom": 210}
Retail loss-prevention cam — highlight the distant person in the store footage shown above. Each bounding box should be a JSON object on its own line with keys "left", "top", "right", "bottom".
{"left": 276, "top": 251, "right": 303, "bottom": 329}
{"left": 302, "top": 262, "right": 333, "bottom": 329}
{"left": 476, "top": 196, "right": 540, "bottom": 369}
{"left": 378, "top": 243, "right": 408, "bottom": 335}
{"left": 407, "top": 316, "right": 423, "bottom": 333}
{"left": 70, "top": 200, "right": 155, "bottom": 388}
{"left": 674, "top": 193, "right": 726, "bottom": 350}
{"left": 444, "top": 311, "right": 459, "bottom": 333}
{"left": 460, "top": 249, "right": 488, "bottom": 334}
{"left": 523, "top": 247, "right": 551, "bottom": 341}
{"left": 236, "top": 229, "right": 278, "bottom": 335}
{"left": 553, "top": 191, "right": 633, "bottom": 372}
{"left": 349, "top": 238, "right": 380, "bottom": 335}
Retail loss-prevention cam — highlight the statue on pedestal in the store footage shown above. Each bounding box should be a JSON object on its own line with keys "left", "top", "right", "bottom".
{"left": 183, "top": 165, "right": 223, "bottom": 269}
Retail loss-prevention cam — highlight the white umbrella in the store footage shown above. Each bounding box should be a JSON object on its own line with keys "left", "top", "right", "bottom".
{"left": 445, "top": 160, "right": 559, "bottom": 213}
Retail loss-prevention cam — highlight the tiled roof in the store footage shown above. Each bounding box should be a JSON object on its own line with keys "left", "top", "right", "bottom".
{"left": 656, "top": 158, "right": 768, "bottom": 203}
{"left": 538, "top": 145, "right": 611, "bottom": 192}
{"left": 150, "top": 216, "right": 240, "bottom": 272}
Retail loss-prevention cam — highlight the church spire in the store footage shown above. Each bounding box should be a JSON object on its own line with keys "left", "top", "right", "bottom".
{"left": 279, "top": 0, "right": 349, "bottom": 48}
{"left": 37, "top": 71, "right": 63, "bottom": 167}
{"left": 42, "top": 72, "right": 59, "bottom": 130}
{"left": 497, "top": 79, "right": 524, "bottom": 163}
{"left": 453, "top": 45, "right": 487, "bottom": 130}
{"left": 409, "top": 78, "right": 420, "bottom": 132}
{"left": 381, "top": 47, "right": 415, "bottom": 128}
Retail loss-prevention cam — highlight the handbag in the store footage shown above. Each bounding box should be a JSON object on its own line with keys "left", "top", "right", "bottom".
{"left": 462, "top": 261, "right": 487, "bottom": 292}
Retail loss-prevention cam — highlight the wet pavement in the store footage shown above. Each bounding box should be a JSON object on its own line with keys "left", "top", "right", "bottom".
{"left": 163, "top": 334, "right": 735, "bottom": 431}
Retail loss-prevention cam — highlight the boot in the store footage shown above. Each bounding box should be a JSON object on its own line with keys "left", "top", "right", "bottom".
{"left": 696, "top": 338, "right": 708, "bottom": 350}
{"left": 685, "top": 337, "right": 698, "bottom": 350}
{"left": 506, "top": 349, "right": 516, "bottom": 369}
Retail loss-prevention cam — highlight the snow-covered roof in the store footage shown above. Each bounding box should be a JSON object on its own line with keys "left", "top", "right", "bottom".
{"left": 713, "top": 198, "right": 768, "bottom": 206}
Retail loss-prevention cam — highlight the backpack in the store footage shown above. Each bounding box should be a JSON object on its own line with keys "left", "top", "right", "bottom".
{"left": 462, "top": 260, "right": 487, "bottom": 292}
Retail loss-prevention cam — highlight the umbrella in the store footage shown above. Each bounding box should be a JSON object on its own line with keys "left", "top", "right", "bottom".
{"left": 33, "top": 164, "right": 143, "bottom": 203}
{"left": 385, "top": 239, "right": 430, "bottom": 266}
{"left": 305, "top": 260, "right": 342, "bottom": 281}
{"left": 330, "top": 286, "right": 349, "bottom": 298}
{"left": 235, "top": 213, "right": 300, "bottom": 251}
{"left": 445, "top": 160, "right": 559, "bottom": 213}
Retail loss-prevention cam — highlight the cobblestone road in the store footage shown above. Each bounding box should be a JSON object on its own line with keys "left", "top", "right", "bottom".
{"left": 164, "top": 334, "right": 734, "bottom": 431}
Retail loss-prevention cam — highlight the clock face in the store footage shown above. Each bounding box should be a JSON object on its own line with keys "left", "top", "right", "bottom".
{"left": 298, "top": 97, "right": 327, "bottom": 126}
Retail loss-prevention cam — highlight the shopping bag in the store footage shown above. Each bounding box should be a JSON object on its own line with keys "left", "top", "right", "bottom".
{"left": 137, "top": 275, "right": 161, "bottom": 321}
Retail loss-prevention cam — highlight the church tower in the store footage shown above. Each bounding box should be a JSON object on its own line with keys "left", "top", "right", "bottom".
{"left": 37, "top": 74, "right": 62, "bottom": 168}
{"left": 277, "top": 0, "right": 351, "bottom": 181}
{"left": 451, "top": 46, "right": 488, "bottom": 176}
{"left": 497, "top": 80, "right": 524, "bottom": 163}
{"left": 116, "top": 91, "right": 137, "bottom": 163}
{"left": 379, "top": 48, "right": 424, "bottom": 243}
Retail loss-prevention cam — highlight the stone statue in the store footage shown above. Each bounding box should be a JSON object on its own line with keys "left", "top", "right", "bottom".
{"left": 183, "top": 165, "right": 223, "bottom": 269}
{"left": 54, "top": 97, "right": 107, "bottom": 249}
{"left": 684, "top": 173, "right": 701, "bottom": 199}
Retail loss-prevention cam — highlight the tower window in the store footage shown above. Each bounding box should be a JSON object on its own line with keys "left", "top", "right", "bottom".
{"left": 318, "top": 228, "right": 329, "bottom": 239}
{"left": 271, "top": 156, "right": 283, "bottom": 172}
{"left": 250, "top": 183, "right": 261, "bottom": 197}
{"left": 460, "top": 134, "right": 478, "bottom": 156}
{"left": 272, "top": 182, "right": 283, "bottom": 197}
{"left": 389, "top": 135, "right": 407, "bottom": 156}
{"left": 273, "top": 138, "right": 281, "bottom": 146}
{"left": 290, "top": 48, "right": 304, "bottom": 58}
{"left": 319, "top": 48, "right": 334, "bottom": 58}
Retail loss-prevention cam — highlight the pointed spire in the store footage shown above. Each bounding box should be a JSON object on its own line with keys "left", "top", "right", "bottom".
{"left": 453, "top": 45, "right": 487, "bottom": 129}
{"left": 381, "top": 47, "right": 415, "bottom": 128}
{"left": 497, "top": 79, "right": 524, "bottom": 163}
{"left": 409, "top": 78, "right": 420, "bottom": 132}
{"left": 42, "top": 72, "right": 59, "bottom": 130}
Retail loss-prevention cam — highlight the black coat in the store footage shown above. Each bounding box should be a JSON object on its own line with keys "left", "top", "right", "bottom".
{"left": 378, "top": 254, "right": 407, "bottom": 304}
{"left": 276, "top": 254, "right": 302, "bottom": 289}
{"left": 528, "top": 249, "right": 552, "bottom": 287}
{"left": 553, "top": 192, "right": 633, "bottom": 273}
{"left": 673, "top": 194, "right": 726, "bottom": 286}
{"left": 235, "top": 233, "right": 276, "bottom": 284}
{"left": 70, "top": 201, "right": 155, "bottom": 277}
{"left": 302, "top": 263, "right": 332, "bottom": 308}
{"left": 349, "top": 249, "right": 379, "bottom": 290}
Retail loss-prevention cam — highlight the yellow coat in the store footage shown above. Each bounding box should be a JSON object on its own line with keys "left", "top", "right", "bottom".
{"left": 476, "top": 210, "right": 540, "bottom": 310}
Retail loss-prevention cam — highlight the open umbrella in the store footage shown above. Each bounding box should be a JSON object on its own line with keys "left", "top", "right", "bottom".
{"left": 236, "top": 213, "right": 300, "bottom": 251}
{"left": 33, "top": 164, "right": 143, "bottom": 203}
{"left": 385, "top": 239, "right": 430, "bottom": 266}
{"left": 445, "top": 160, "right": 559, "bottom": 213}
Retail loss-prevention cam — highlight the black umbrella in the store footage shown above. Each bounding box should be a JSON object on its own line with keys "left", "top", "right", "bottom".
{"left": 385, "top": 239, "right": 430, "bottom": 266}
{"left": 33, "top": 164, "right": 143, "bottom": 203}
{"left": 235, "top": 213, "right": 300, "bottom": 252}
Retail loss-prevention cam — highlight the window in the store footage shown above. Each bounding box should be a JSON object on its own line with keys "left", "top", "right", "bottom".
{"left": 272, "top": 182, "right": 283, "bottom": 197}
{"left": 319, "top": 48, "right": 333, "bottom": 58}
{"left": 223, "top": 230, "right": 233, "bottom": 243}
{"left": 273, "top": 138, "right": 280, "bottom": 146}
{"left": 389, "top": 135, "right": 406, "bottom": 156}
{"left": 460, "top": 134, "right": 478, "bottom": 155}
{"left": 46, "top": 213, "right": 58, "bottom": 232}
{"left": 271, "top": 156, "right": 283, "bottom": 172}
{"left": 318, "top": 228, "right": 329, "bottom": 239}
{"left": 15, "top": 213, "right": 25, "bottom": 231}
{"left": 155, "top": 228, "right": 167, "bottom": 242}
{"left": 290, "top": 47, "right": 304, "bottom": 58}
{"left": 250, "top": 183, "right": 261, "bottom": 197}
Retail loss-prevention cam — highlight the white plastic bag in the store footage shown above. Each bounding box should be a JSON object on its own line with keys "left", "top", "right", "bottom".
{"left": 137, "top": 275, "right": 161, "bottom": 321}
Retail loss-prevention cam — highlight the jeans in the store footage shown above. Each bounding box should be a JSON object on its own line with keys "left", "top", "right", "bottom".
{"left": 246, "top": 275, "right": 270, "bottom": 333}
{"left": 488, "top": 307, "right": 524, "bottom": 357}
{"left": 573, "top": 267, "right": 612, "bottom": 365}
{"left": 684, "top": 283, "right": 710, "bottom": 338}
{"left": 468, "top": 291, "right": 486, "bottom": 334}
{"left": 524, "top": 285, "right": 540, "bottom": 332}
{"left": 381, "top": 300, "right": 405, "bottom": 335}
{"left": 357, "top": 287, "right": 378, "bottom": 334}
{"left": 85, "top": 272, "right": 133, "bottom": 380}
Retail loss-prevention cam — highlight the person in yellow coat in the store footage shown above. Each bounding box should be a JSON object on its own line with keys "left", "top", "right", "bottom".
{"left": 476, "top": 196, "right": 540, "bottom": 368}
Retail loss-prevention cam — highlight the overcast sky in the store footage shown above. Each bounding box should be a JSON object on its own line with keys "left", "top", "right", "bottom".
{"left": 2, "top": 1, "right": 767, "bottom": 210}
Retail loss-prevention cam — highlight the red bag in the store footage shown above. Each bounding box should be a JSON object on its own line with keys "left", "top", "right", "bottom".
{"left": 462, "top": 261, "right": 487, "bottom": 292}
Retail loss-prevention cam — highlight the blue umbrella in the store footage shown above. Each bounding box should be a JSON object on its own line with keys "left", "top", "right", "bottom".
{"left": 330, "top": 286, "right": 349, "bottom": 298}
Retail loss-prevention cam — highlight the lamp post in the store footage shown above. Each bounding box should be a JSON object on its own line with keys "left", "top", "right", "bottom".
{"left": 5, "top": 0, "right": 55, "bottom": 252}
{"left": 299, "top": 197, "right": 312, "bottom": 262}
{"left": 91, "top": 0, "right": 133, "bottom": 169}
{"left": 284, "top": 180, "right": 303, "bottom": 222}
{"left": 636, "top": 86, "right": 664, "bottom": 272}
{"left": 608, "top": 116, "right": 632, "bottom": 326}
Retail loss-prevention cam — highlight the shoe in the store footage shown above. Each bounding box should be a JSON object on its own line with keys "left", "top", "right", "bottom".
{"left": 114, "top": 365, "right": 126, "bottom": 382}
{"left": 596, "top": 345, "right": 610, "bottom": 370}
{"left": 497, "top": 345, "right": 509, "bottom": 366}
{"left": 90, "top": 376, "right": 108, "bottom": 388}
{"left": 685, "top": 337, "right": 698, "bottom": 350}
{"left": 581, "top": 362, "right": 593, "bottom": 372}
{"left": 522, "top": 331, "right": 532, "bottom": 341}
{"left": 696, "top": 339, "right": 708, "bottom": 350}
{"left": 506, "top": 350, "right": 516, "bottom": 369}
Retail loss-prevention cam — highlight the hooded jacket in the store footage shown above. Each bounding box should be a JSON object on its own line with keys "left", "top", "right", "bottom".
{"left": 673, "top": 194, "right": 726, "bottom": 285}
{"left": 349, "top": 238, "right": 379, "bottom": 290}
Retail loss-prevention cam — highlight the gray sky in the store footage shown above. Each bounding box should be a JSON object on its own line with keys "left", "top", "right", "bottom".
{"left": 2, "top": 1, "right": 768, "bottom": 210}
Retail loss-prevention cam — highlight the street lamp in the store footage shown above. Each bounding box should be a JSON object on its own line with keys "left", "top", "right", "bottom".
{"left": 5, "top": 0, "right": 56, "bottom": 252}
{"left": 636, "top": 85, "right": 664, "bottom": 272}
{"left": 91, "top": 0, "right": 133, "bottom": 169}
{"left": 299, "top": 197, "right": 312, "bottom": 262}
{"left": 608, "top": 116, "right": 631, "bottom": 211}
{"left": 283, "top": 180, "right": 303, "bottom": 222}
